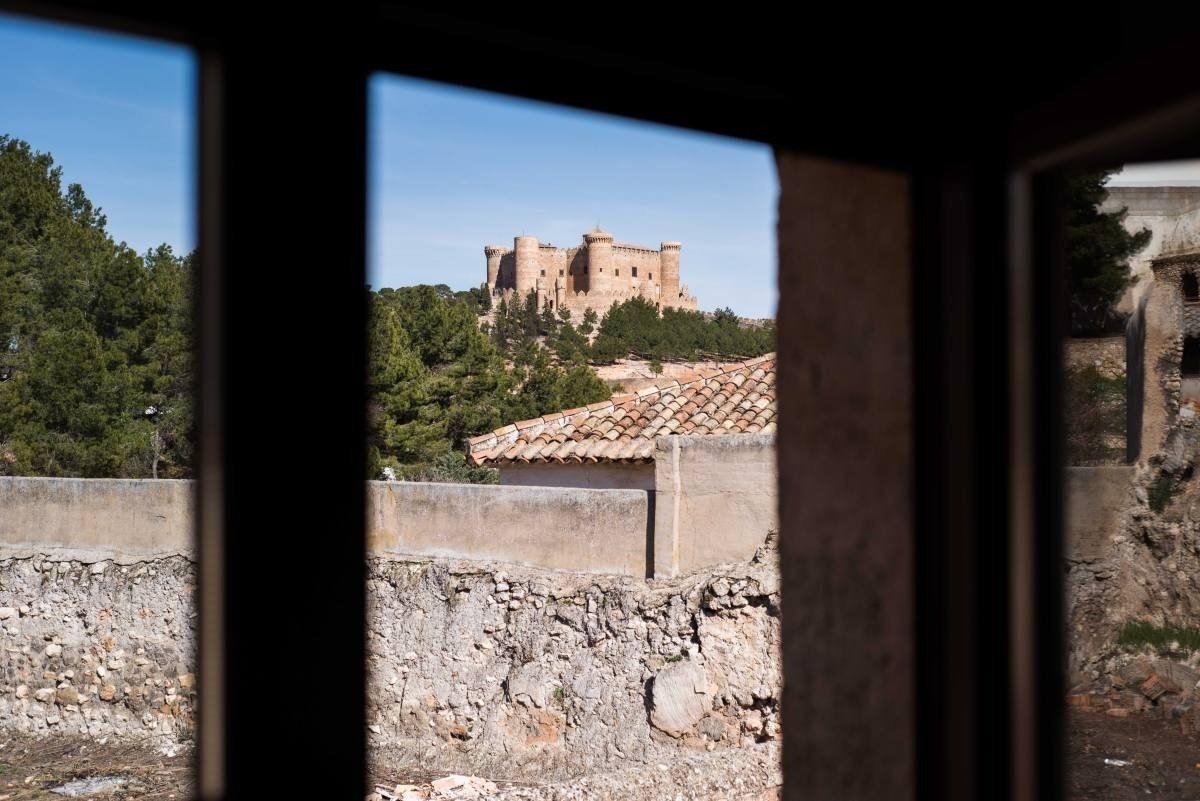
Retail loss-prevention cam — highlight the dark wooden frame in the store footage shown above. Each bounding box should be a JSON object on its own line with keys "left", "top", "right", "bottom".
{"left": 3, "top": 5, "right": 1200, "bottom": 799}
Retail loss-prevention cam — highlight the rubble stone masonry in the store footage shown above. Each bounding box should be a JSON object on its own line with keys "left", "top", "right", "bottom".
{"left": 0, "top": 479, "right": 780, "bottom": 781}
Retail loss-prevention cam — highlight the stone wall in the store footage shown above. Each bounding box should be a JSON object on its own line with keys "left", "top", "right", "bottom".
{"left": 0, "top": 554, "right": 195, "bottom": 742}
{"left": 0, "top": 477, "right": 781, "bottom": 777}
{"left": 366, "top": 539, "right": 780, "bottom": 781}
{"left": 0, "top": 525, "right": 780, "bottom": 780}
{"left": 0, "top": 478, "right": 192, "bottom": 562}
{"left": 1065, "top": 466, "right": 1137, "bottom": 677}
{"left": 1065, "top": 336, "right": 1126, "bottom": 380}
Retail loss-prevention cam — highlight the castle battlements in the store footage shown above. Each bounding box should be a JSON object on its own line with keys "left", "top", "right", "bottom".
{"left": 485, "top": 228, "right": 698, "bottom": 318}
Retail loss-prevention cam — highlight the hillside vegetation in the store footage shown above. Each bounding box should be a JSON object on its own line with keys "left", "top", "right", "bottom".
{"left": 0, "top": 134, "right": 773, "bottom": 483}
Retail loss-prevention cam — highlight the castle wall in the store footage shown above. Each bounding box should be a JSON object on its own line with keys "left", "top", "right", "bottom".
{"left": 498, "top": 252, "right": 515, "bottom": 290}
{"left": 488, "top": 231, "right": 698, "bottom": 317}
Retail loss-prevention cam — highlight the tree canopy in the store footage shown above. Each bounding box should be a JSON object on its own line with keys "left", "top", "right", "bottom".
{"left": 1, "top": 133, "right": 776, "bottom": 483}
{"left": 1067, "top": 170, "right": 1152, "bottom": 335}
{"left": 590, "top": 297, "right": 774, "bottom": 363}
{"left": 0, "top": 136, "right": 193, "bottom": 478}
{"left": 366, "top": 285, "right": 610, "bottom": 482}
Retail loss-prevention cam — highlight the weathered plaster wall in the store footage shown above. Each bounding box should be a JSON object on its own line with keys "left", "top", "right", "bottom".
{"left": 5, "top": 471, "right": 774, "bottom": 583}
{"left": 0, "top": 478, "right": 193, "bottom": 562}
{"left": 653, "top": 434, "right": 777, "bottom": 577}
{"left": 498, "top": 462, "right": 655, "bottom": 491}
{"left": 367, "top": 482, "right": 650, "bottom": 576}
{"left": 1101, "top": 187, "right": 1200, "bottom": 312}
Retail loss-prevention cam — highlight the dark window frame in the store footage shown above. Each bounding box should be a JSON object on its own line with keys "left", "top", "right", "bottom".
{"left": 6, "top": 6, "right": 1200, "bottom": 800}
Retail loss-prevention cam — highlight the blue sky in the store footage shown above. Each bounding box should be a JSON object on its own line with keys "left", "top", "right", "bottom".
{"left": 23, "top": 12, "right": 1200, "bottom": 319}
{"left": 0, "top": 13, "right": 195, "bottom": 257}
{"left": 0, "top": 12, "right": 781, "bottom": 318}
{"left": 369, "top": 76, "right": 780, "bottom": 317}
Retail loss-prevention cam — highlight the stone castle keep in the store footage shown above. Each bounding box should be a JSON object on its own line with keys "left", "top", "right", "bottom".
{"left": 485, "top": 227, "right": 698, "bottom": 317}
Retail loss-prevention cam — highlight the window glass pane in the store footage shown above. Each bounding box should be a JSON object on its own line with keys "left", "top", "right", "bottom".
{"left": 1064, "top": 162, "right": 1200, "bottom": 798}
{"left": 0, "top": 13, "right": 196, "bottom": 797}
{"left": 366, "top": 74, "right": 780, "bottom": 796}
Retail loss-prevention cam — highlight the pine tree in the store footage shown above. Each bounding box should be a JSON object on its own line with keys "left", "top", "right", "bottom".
{"left": 1067, "top": 171, "right": 1152, "bottom": 335}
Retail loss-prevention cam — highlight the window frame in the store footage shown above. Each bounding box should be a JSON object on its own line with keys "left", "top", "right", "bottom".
{"left": 7, "top": 5, "right": 1200, "bottom": 800}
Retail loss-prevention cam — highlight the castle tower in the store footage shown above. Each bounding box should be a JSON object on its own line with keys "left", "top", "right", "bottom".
{"left": 484, "top": 245, "right": 506, "bottom": 291}
{"left": 585, "top": 228, "right": 614, "bottom": 294}
{"left": 660, "top": 241, "right": 682, "bottom": 301}
{"left": 514, "top": 235, "right": 540, "bottom": 297}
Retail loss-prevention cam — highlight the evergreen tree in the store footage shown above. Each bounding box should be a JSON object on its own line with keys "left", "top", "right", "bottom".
{"left": 366, "top": 283, "right": 609, "bottom": 482}
{"left": 1067, "top": 170, "right": 1152, "bottom": 335}
{"left": 0, "top": 136, "right": 194, "bottom": 477}
{"left": 589, "top": 297, "right": 774, "bottom": 362}
{"left": 579, "top": 308, "right": 598, "bottom": 338}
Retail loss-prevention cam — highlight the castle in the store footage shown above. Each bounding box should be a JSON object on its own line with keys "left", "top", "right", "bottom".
{"left": 485, "top": 228, "right": 698, "bottom": 317}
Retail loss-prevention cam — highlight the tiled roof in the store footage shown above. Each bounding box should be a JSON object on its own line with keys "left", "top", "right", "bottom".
{"left": 467, "top": 355, "right": 776, "bottom": 465}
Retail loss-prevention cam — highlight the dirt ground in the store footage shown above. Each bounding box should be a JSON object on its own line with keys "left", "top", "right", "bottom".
{"left": 11, "top": 717, "right": 1188, "bottom": 800}
{"left": 0, "top": 735, "right": 191, "bottom": 800}
{"left": 1069, "top": 707, "right": 1200, "bottom": 799}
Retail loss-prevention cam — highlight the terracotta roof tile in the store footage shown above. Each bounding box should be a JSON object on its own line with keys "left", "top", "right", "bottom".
{"left": 466, "top": 354, "right": 776, "bottom": 465}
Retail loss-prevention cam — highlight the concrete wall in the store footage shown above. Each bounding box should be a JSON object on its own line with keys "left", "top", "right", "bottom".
{"left": 500, "top": 462, "right": 656, "bottom": 491}
{"left": 1065, "top": 466, "right": 1135, "bottom": 563}
{"left": 367, "top": 481, "right": 649, "bottom": 576}
{"left": 0, "top": 477, "right": 193, "bottom": 562}
{"left": 653, "top": 434, "right": 777, "bottom": 577}
{"left": 1, "top": 461, "right": 772, "bottom": 581}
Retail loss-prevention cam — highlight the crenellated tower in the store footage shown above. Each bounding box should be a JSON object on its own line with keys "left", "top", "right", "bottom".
{"left": 484, "top": 245, "right": 506, "bottom": 291}
{"left": 660, "top": 241, "right": 682, "bottom": 301}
